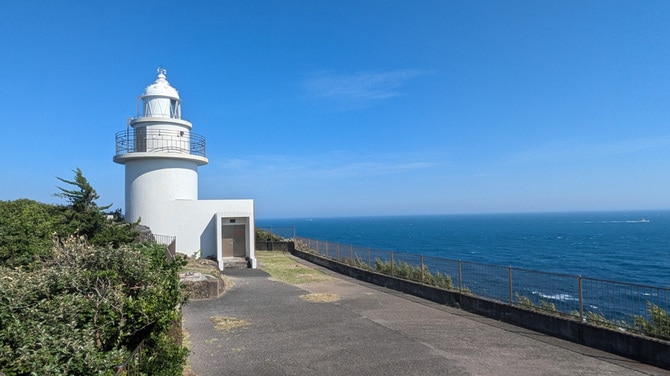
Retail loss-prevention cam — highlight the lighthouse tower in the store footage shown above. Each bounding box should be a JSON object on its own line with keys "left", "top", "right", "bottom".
{"left": 114, "top": 68, "right": 256, "bottom": 270}
{"left": 113, "top": 68, "right": 208, "bottom": 228}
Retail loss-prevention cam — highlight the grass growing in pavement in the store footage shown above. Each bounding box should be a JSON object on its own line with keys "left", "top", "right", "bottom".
{"left": 210, "top": 316, "right": 250, "bottom": 332}
{"left": 299, "top": 293, "right": 341, "bottom": 303}
{"left": 256, "top": 250, "right": 334, "bottom": 284}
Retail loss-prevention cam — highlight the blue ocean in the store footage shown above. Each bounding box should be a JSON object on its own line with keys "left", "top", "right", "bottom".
{"left": 257, "top": 211, "right": 670, "bottom": 288}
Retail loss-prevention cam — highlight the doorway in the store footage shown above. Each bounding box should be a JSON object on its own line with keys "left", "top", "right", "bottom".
{"left": 221, "top": 224, "right": 246, "bottom": 257}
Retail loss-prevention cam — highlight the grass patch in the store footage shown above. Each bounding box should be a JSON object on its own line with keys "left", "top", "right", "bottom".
{"left": 299, "top": 293, "right": 341, "bottom": 303}
{"left": 183, "top": 258, "right": 222, "bottom": 279}
{"left": 210, "top": 316, "right": 250, "bottom": 332}
{"left": 256, "top": 251, "right": 334, "bottom": 284}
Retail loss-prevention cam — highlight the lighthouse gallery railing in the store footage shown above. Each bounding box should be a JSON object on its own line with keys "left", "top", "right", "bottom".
{"left": 115, "top": 129, "right": 206, "bottom": 158}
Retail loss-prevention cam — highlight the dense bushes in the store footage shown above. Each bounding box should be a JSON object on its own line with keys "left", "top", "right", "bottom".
{"left": 372, "top": 258, "right": 454, "bottom": 289}
{"left": 0, "top": 169, "right": 187, "bottom": 374}
{"left": 339, "top": 254, "right": 455, "bottom": 290}
{"left": 0, "top": 199, "right": 59, "bottom": 268}
{"left": 0, "top": 237, "right": 188, "bottom": 375}
{"left": 634, "top": 303, "right": 670, "bottom": 340}
{"left": 255, "top": 228, "right": 286, "bottom": 242}
{"left": 0, "top": 169, "right": 137, "bottom": 270}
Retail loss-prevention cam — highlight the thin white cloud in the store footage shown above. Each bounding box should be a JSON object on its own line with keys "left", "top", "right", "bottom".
{"left": 580, "top": 136, "right": 670, "bottom": 156}
{"left": 302, "top": 69, "right": 428, "bottom": 109}
{"left": 218, "top": 158, "right": 253, "bottom": 169}
{"left": 217, "top": 153, "right": 439, "bottom": 181}
{"left": 313, "top": 160, "right": 437, "bottom": 179}
{"left": 507, "top": 136, "right": 670, "bottom": 165}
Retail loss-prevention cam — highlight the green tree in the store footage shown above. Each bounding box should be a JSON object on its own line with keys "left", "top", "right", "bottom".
{"left": 55, "top": 168, "right": 137, "bottom": 247}
{"left": 55, "top": 168, "right": 111, "bottom": 240}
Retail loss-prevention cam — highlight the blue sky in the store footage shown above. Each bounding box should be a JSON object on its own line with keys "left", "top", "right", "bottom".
{"left": 2, "top": 1, "right": 670, "bottom": 219}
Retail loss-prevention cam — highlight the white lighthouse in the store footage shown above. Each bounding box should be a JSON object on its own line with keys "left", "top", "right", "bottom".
{"left": 114, "top": 68, "right": 256, "bottom": 269}
{"left": 114, "top": 67, "right": 207, "bottom": 225}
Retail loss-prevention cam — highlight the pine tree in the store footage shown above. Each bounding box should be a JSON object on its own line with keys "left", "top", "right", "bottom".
{"left": 55, "top": 168, "right": 136, "bottom": 246}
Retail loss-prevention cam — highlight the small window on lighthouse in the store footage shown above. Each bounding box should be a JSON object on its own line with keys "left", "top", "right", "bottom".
{"left": 170, "top": 99, "right": 179, "bottom": 119}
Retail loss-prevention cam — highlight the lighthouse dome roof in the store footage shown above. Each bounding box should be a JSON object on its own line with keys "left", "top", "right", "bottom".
{"left": 143, "top": 68, "right": 180, "bottom": 99}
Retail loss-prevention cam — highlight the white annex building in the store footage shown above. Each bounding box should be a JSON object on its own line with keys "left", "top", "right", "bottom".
{"left": 114, "top": 68, "right": 256, "bottom": 270}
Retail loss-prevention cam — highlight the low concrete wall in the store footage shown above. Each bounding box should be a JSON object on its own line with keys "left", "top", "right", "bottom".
{"left": 292, "top": 248, "right": 670, "bottom": 370}
{"left": 180, "top": 272, "right": 224, "bottom": 299}
{"left": 256, "top": 241, "right": 295, "bottom": 252}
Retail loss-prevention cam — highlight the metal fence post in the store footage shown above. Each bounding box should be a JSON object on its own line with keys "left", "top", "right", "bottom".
{"left": 337, "top": 243, "right": 340, "bottom": 260}
{"left": 458, "top": 260, "right": 463, "bottom": 292}
{"left": 350, "top": 245, "right": 353, "bottom": 260}
{"left": 578, "top": 276, "right": 584, "bottom": 321}
{"left": 420, "top": 255, "right": 424, "bottom": 283}
{"left": 508, "top": 266, "right": 513, "bottom": 304}
{"left": 390, "top": 251, "right": 395, "bottom": 277}
{"left": 367, "top": 247, "right": 371, "bottom": 269}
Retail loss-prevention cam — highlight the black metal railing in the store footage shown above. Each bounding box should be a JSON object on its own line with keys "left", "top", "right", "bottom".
{"left": 115, "top": 129, "right": 206, "bottom": 158}
{"left": 113, "top": 339, "right": 145, "bottom": 376}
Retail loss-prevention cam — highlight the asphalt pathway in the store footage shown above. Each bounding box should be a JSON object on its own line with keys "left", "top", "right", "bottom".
{"left": 182, "top": 258, "right": 669, "bottom": 376}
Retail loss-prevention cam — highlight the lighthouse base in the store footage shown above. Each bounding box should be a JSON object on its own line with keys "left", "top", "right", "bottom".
{"left": 143, "top": 199, "right": 256, "bottom": 270}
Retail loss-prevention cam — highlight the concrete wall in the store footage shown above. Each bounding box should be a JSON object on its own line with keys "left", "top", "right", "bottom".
{"left": 164, "top": 199, "right": 255, "bottom": 258}
{"left": 291, "top": 248, "right": 670, "bottom": 370}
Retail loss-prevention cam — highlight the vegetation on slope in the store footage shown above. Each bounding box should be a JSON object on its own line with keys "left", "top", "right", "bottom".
{"left": 0, "top": 169, "right": 187, "bottom": 375}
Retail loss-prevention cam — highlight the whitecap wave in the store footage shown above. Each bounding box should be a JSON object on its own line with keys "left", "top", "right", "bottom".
{"left": 593, "top": 219, "right": 650, "bottom": 224}
{"left": 532, "top": 291, "right": 578, "bottom": 302}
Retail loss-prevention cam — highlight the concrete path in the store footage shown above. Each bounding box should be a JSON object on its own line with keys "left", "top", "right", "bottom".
{"left": 183, "top": 258, "right": 669, "bottom": 376}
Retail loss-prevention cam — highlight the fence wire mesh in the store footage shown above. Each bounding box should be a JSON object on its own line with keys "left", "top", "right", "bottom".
{"left": 257, "top": 226, "right": 296, "bottom": 240}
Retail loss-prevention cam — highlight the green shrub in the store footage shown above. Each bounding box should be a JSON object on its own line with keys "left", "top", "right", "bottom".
{"left": 255, "top": 228, "right": 285, "bottom": 242}
{"left": 515, "top": 294, "right": 536, "bottom": 309}
{"left": 515, "top": 295, "right": 558, "bottom": 314}
{"left": 341, "top": 254, "right": 370, "bottom": 269}
{"left": 539, "top": 300, "right": 557, "bottom": 312}
{"left": 433, "top": 271, "right": 454, "bottom": 290}
{"left": 0, "top": 169, "right": 138, "bottom": 270}
{"left": 0, "top": 238, "right": 188, "bottom": 375}
{"left": 373, "top": 258, "right": 454, "bottom": 290}
{"left": 0, "top": 199, "right": 59, "bottom": 268}
{"left": 634, "top": 303, "right": 670, "bottom": 340}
